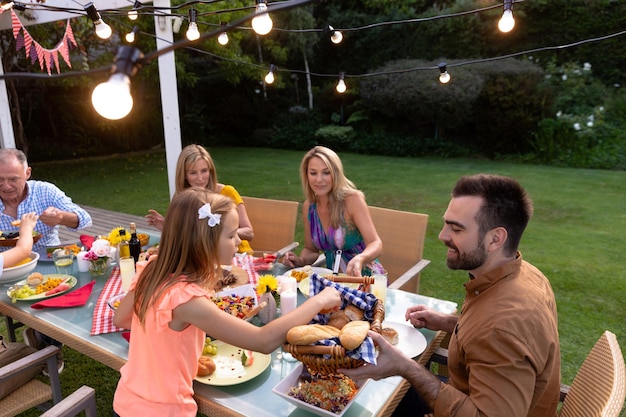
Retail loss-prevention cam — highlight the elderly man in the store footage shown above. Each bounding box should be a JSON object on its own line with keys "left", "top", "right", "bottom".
{"left": 0, "top": 148, "right": 92, "bottom": 251}
{"left": 342, "top": 174, "right": 561, "bottom": 417}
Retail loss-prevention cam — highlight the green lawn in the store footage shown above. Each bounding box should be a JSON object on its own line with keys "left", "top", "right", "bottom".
{"left": 7, "top": 148, "right": 625, "bottom": 416}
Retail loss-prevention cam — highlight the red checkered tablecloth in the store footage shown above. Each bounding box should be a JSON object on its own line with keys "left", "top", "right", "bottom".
{"left": 91, "top": 267, "right": 127, "bottom": 335}
{"left": 232, "top": 254, "right": 259, "bottom": 286}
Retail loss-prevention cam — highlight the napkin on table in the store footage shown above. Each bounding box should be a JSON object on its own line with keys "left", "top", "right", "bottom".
{"left": 80, "top": 235, "right": 95, "bottom": 250}
{"left": 30, "top": 280, "right": 96, "bottom": 309}
{"left": 309, "top": 273, "right": 378, "bottom": 365}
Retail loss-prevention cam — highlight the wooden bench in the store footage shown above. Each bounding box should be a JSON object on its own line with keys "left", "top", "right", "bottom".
{"left": 57, "top": 206, "right": 160, "bottom": 244}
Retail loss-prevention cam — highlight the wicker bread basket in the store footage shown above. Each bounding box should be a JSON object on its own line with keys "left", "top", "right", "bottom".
{"left": 284, "top": 275, "right": 385, "bottom": 374}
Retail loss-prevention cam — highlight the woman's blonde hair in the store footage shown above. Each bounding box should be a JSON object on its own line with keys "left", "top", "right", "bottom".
{"left": 299, "top": 146, "right": 363, "bottom": 228}
{"left": 133, "top": 188, "right": 234, "bottom": 324}
{"left": 174, "top": 145, "right": 218, "bottom": 193}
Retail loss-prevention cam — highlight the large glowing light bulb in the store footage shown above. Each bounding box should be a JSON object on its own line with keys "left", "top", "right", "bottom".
{"left": 498, "top": 9, "right": 515, "bottom": 33}
{"left": 94, "top": 20, "right": 112, "bottom": 39}
{"left": 438, "top": 63, "right": 451, "bottom": 84}
{"left": 128, "top": 1, "right": 140, "bottom": 20}
{"left": 252, "top": 1, "right": 273, "bottom": 35}
{"left": 328, "top": 25, "right": 343, "bottom": 44}
{"left": 92, "top": 73, "right": 133, "bottom": 120}
{"left": 186, "top": 22, "right": 200, "bottom": 40}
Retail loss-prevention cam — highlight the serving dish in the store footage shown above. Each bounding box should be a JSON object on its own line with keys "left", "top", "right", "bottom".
{"left": 194, "top": 340, "right": 271, "bottom": 386}
{"left": 7, "top": 274, "right": 77, "bottom": 301}
{"left": 0, "top": 251, "right": 40, "bottom": 283}
{"left": 0, "top": 231, "right": 42, "bottom": 247}
{"left": 272, "top": 363, "right": 369, "bottom": 417}
{"left": 214, "top": 284, "right": 258, "bottom": 320}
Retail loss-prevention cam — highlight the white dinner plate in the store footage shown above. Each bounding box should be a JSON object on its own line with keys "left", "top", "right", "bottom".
{"left": 7, "top": 275, "right": 77, "bottom": 301}
{"left": 382, "top": 321, "right": 427, "bottom": 358}
{"left": 194, "top": 340, "right": 271, "bottom": 386}
{"left": 273, "top": 363, "right": 369, "bottom": 417}
{"left": 283, "top": 267, "right": 332, "bottom": 297}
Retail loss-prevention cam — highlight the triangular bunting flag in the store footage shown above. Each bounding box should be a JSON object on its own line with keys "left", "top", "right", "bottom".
{"left": 11, "top": 13, "right": 79, "bottom": 74}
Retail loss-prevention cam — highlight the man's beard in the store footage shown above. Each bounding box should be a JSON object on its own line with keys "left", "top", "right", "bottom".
{"left": 446, "top": 236, "right": 487, "bottom": 271}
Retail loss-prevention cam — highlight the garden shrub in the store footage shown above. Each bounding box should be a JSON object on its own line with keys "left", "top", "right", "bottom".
{"left": 314, "top": 125, "right": 355, "bottom": 148}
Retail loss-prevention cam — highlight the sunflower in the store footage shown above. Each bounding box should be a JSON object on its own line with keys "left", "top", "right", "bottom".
{"left": 108, "top": 227, "right": 129, "bottom": 245}
{"left": 256, "top": 274, "right": 278, "bottom": 295}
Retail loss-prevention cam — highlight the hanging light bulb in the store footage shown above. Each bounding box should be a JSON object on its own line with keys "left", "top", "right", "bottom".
{"left": 125, "top": 26, "right": 139, "bottom": 43}
{"left": 498, "top": 0, "right": 515, "bottom": 33}
{"left": 186, "top": 9, "right": 200, "bottom": 41}
{"left": 336, "top": 72, "right": 347, "bottom": 94}
{"left": 265, "top": 65, "right": 276, "bottom": 84}
{"left": 438, "top": 63, "right": 451, "bottom": 84}
{"left": 326, "top": 25, "right": 343, "bottom": 45}
{"left": 92, "top": 46, "right": 143, "bottom": 120}
{"left": 84, "top": 2, "right": 112, "bottom": 40}
{"left": 251, "top": 0, "right": 273, "bottom": 36}
{"left": 218, "top": 22, "right": 229, "bottom": 45}
{"left": 128, "top": 1, "right": 141, "bottom": 21}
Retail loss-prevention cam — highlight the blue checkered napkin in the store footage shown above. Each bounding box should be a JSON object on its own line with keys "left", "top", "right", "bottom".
{"left": 308, "top": 273, "right": 378, "bottom": 365}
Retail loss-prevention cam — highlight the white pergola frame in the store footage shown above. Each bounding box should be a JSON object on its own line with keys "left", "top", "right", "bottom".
{"left": 0, "top": 0, "right": 181, "bottom": 198}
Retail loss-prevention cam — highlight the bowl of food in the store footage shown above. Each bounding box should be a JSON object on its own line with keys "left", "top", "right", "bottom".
{"left": 213, "top": 284, "right": 258, "bottom": 320}
{"left": 272, "top": 363, "right": 369, "bottom": 417}
{"left": 107, "top": 293, "right": 126, "bottom": 311}
{"left": 0, "top": 231, "right": 42, "bottom": 247}
{"left": 0, "top": 251, "right": 40, "bottom": 283}
{"left": 137, "top": 233, "right": 150, "bottom": 247}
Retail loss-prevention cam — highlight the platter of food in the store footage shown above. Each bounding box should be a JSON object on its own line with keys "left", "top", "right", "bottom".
{"left": 7, "top": 274, "right": 77, "bottom": 301}
{"left": 381, "top": 321, "right": 427, "bottom": 358}
{"left": 286, "top": 266, "right": 332, "bottom": 283}
{"left": 194, "top": 340, "right": 271, "bottom": 386}
{"left": 0, "top": 231, "right": 42, "bottom": 247}
{"left": 35, "top": 244, "right": 81, "bottom": 263}
{"left": 273, "top": 363, "right": 369, "bottom": 417}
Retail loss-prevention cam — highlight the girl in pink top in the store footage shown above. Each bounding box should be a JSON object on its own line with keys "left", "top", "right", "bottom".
{"left": 113, "top": 188, "right": 340, "bottom": 417}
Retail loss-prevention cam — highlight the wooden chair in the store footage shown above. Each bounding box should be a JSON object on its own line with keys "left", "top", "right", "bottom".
{"left": 426, "top": 331, "right": 626, "bottom": 417}
{"left": 312, "top": 206, "right": 430, "bottom": 293}
{"left": 242, "top": 196, "right": 300, "bottom": 254}
{"left": 369, "top": 206, "right": 430, "bottom": 293}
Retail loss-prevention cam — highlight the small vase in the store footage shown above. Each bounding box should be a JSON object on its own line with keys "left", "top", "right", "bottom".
{"left": 258, "top": 292, "right": 277, "bottom": 324}
{"left": 89, "top": 258, "right": 111, "bottom": 276}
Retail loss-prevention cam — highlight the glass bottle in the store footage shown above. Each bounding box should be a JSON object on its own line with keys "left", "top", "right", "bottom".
{"left": 118, "top": 229, "right": 130, "bottom": 258}
{"left": 129, "top": 222, "right": 141, "bottom": 263}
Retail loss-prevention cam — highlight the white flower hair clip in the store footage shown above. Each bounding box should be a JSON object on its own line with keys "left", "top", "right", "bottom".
{"left": 198, "top": 203, "right": 222, "bottom": 227}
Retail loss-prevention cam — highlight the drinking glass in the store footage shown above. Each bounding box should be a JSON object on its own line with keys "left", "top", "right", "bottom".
{"left": 119, "top": 256, "right": 135, "bottom": 292}
{"left": 371, "top": 272, "right": 388, "bottom": 304}
{"left": 52, "top": 250, "right": 75, "bottom": 275}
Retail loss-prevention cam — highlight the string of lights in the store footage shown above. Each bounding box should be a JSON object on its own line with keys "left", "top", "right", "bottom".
{"left": 1, "top": 0, "right": 623, "bottom": 118}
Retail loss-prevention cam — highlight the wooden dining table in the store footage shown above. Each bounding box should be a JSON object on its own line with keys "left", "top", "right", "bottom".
{"left": 0, "top": 259, "right": 457, "bottom": 417}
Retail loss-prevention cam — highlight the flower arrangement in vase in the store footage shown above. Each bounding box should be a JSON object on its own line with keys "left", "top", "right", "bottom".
{"left": 84, "top": 238, "right": 112, "bottom": 276}
{"left": 256, "top": 274, "right": 279, "bottom": 324}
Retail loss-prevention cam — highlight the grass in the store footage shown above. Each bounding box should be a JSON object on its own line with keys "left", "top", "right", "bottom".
{"left": 4, "top": 147, "right": 625, "bottom": 416}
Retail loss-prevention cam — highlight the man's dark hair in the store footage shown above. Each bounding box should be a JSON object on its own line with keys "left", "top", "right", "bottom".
{"left": 452, "top": 174, "right": 533, "bottom": 255}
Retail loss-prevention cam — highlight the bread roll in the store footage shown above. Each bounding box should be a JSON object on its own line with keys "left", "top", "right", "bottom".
{"left": 197, "top": 356, "right": 216, "bottom": 376}
{"left": 327, "top": 310, "right": 350, "bottom": 330}
{"left": 27, "top": 272, "right": 44, "bottom": 286}
{"left": 344, "top": 304, "right": 364, "bottom": 321}
{"left": 381, "top": 327, "right": 399, "bottom": 345}
{"left": 286, "top": 324, "right": 341, "bottom": 345}
{"left": 339, "top": 320, "right": 370, "bottom": 350}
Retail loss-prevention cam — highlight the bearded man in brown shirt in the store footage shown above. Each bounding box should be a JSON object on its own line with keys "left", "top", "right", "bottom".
{"left": 342, "top": 174, "right": 561, "bottom": 417}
